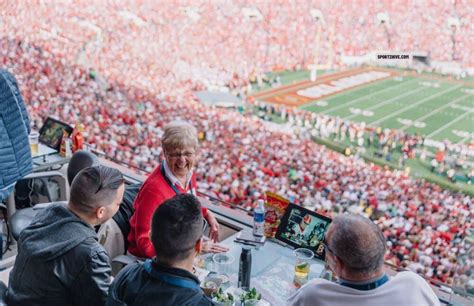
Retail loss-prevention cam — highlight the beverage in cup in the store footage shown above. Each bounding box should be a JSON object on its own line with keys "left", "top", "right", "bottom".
{"left": 293, "top": 248, "right": 314, "bottom": 287}
{"left": 29, "top": 131, "right": 39, "bottom": 155}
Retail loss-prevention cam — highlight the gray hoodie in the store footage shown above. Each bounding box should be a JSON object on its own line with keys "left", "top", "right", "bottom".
{"left": 7, "top": 204, "right": 111, "bottom": 306}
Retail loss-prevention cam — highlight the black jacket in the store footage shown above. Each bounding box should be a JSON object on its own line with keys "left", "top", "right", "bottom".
{"left": 106, "top": 260, "right": 214, "bottom": 306}
{"left": 6, "top": 204, "right": 111, "bottom": 306}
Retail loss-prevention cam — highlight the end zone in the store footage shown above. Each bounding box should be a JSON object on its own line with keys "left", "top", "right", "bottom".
{"left": 251, "top": 67, "right": 397, "bottom": 108}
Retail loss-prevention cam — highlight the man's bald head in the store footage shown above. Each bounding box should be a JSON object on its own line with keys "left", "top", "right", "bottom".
{"left": 326, "top": 214, "right": 386, "bottom": 276}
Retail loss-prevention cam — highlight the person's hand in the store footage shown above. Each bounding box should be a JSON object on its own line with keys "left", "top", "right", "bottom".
{"left": 201, "top": 239, "right": 229, "bottom": 253}
{"left": 205, "top": 210, "right": 220, "bottom": 242}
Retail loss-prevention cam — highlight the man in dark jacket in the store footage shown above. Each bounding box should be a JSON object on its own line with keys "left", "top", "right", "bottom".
{"left": 6, "top": 165, "right": 125, "bottom": 306}
{"left": 106, "top": 194, "right": 214, "bottom": 306}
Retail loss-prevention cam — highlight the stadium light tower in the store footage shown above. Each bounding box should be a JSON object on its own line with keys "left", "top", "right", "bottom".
{"left": 309, "top": 9, "right": 325, "bottom": 82}
{"left": 446, "top": 17, "right": 460, "bottom": 61}
{"left": 376, "top": 12, "right": 391, "bottom": 49}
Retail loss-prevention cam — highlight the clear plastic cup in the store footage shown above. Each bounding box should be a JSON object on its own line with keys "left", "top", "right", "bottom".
{"left": 29, "top": 131, "right": 39, "bottom": 155}
{"left": 293, "top": 248, "right": 314, "bottom": 287}
{"left": 212, "top": 253, "right": 234, "bottom": 276}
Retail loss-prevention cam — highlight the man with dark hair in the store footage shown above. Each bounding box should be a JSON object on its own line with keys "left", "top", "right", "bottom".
{"left": 106, "top": 194, "right": 214, "bottom": 306}
{"left": 7, "top": 165, "right": 125, "bottom": 306}
{"left": 288, "top": 214, "right": 440, "bottom": 306}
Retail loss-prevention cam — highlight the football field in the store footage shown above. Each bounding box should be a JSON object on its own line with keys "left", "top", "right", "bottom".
{"left": 254, "top": 69, "right": 474, "bottom": 145}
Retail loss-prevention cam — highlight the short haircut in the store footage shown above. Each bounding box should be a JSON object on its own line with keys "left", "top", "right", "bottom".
{"left": 69, "top": 165, "right": 125, "bottom": 214}
{"left": 151, "top": 194, "right": 203, "bottom": 262}
{"left": 328, "top": 214, "right": 386, "bottom": 275}
{"left": 162, "top": 120, "right": 198, "bottom": 152}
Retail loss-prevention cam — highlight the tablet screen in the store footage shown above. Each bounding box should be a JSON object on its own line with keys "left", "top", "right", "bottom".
{"left": 39, "top": 117, "right": 73, "bottom": 150}
{"left": 275, "top": 203, "right": 332, "bottom": 261}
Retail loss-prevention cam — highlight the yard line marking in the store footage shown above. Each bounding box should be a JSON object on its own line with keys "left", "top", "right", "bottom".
{"left": 254, "top": 68, "right": 367, "bottom": 99}
{"left": 369, "top": 84, "right": 463, "bottom": 126}
{"left": 300, "top": 77, "right": 395, "bottom": 110}
{"left": 426, "top": 110, "right": 473, "bottom": 138}
{"left": 344, "top": 85, "right": 426, "bottom": 120}
{"left": 400, "top": 93, "right": 472, "bottom": 131}
{"left": 319, "top": 78, "right": 418, "bottom": 114}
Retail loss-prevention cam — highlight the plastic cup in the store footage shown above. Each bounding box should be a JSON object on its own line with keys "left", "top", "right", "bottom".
{"left": 29, "top": 131, "right": 39, "bottom": 155}
{"left": 212, "top": 253, "right": 234, "bottom": 276}
{"left": 293, "top": 248, "right": 314, "bottom": 287}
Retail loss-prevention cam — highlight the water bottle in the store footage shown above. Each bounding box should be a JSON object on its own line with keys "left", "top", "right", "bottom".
{"left": 253, "top": 199, "right": 265, "bottom": 237}
{"left": 238, "top": 247, "right": 252, "bottom": 291}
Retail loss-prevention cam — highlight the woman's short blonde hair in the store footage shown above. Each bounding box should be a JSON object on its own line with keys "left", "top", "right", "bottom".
{"left": 162, "top": 120, "right": 198, "bottom": 152}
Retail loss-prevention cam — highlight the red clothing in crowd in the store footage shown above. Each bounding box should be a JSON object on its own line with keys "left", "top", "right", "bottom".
{"left": 127, "top": 163, "right": 207, "bottom": 258}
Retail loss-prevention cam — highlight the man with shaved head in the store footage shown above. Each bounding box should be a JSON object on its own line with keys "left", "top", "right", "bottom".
{"left": 288, "top": 214, "right": 440, "bottom": 306}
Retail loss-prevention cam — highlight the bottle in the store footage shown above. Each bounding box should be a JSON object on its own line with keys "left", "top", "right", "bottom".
{"left": 238, "top": 247, "right": 252, "bottom": 291}
{"left": 65, "top": 138, "right": 72, "bottom": 158}
{"left": 253, "top": 199, "right": 265, "bottom": 237}
{"left": 71, "top": 122, "right": 85, "bottom": 153}
{"left": 59, "top": 130, "right": 69, "bottom": 157}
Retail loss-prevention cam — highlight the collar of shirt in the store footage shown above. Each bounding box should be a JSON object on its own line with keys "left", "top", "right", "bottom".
{"left": 338, "top": 273, "right": 389, "bottom": 291}
{"left": 163, "top": 160, "right": 193, "bottom": 190}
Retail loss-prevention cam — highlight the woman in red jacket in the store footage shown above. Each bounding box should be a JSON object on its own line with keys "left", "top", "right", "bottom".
{"left": 127, "top": 120, "right": 225, "bottom": 258}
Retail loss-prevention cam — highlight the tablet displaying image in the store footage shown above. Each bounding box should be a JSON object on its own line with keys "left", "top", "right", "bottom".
{"left": 275, "top": 203, "right": 332, "bottom": 261}
{"left": 38, "top": 117, "right": 73, "bottom": 150}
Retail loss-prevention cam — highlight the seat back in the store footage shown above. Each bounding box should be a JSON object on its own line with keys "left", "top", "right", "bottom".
{"left": 9, "top": 202, "right": 67, "bottom": 241}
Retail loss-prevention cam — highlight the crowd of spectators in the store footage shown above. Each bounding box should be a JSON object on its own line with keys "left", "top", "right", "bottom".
{"left": 1, "top": 1, "right": 472, "bottom": 285}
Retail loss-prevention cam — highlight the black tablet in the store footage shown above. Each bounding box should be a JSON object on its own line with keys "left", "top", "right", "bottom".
{"left": 39, "top": 117, "right": 73, "bottom": 150}
{"left": 275, "top": 203, "right": 332, "bottom": 261}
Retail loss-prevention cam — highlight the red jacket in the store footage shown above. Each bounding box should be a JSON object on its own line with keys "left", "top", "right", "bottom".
{"left": 127, "top": 164, "right": 207, "bottom": 258}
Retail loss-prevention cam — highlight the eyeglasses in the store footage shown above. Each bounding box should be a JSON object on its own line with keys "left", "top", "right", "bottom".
{"left": 322, "top": 237, "right": 336, "bottom": 257}
{"left": 202, "top": 219, "right": 208, "bottom": 235}
{"left": 166, "top": 151, "right": 195, "bottom": 159}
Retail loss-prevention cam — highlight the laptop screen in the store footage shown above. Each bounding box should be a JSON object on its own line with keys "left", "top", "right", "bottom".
{"left": 38, "top": 117, "right": 73, "bottom": 150}
{"left": 275, "top": 203, "right": 332, "bottom": 261}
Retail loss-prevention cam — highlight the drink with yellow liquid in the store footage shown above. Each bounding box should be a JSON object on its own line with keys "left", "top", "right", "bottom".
{"left": 30, "top": 143, "right": 38, "bottom": 155}
{"left": 293, "top": 248, "right": 314, "bottom": 287}
{"left": 28, "top": 131, "right": 39, "bottom": 156}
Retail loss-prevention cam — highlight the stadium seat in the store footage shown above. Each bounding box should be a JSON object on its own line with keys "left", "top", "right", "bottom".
{"left": 9, "top": 202, "right": 67, "bottom": 241}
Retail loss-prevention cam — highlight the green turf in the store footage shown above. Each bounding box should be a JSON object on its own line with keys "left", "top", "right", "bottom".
{"left": 251, "top": 69, "right": 330, "bottom": 91}
{"left": 252, "top": 69, "right": 474, "bottom": 195}
{"left": 299, "top": 76, "right": 473, "bottom": 144}
{"left": 302, "top": 74, "right": 473, "bottom": 194}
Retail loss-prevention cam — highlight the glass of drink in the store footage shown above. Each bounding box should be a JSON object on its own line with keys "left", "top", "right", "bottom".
{"left": 29, "top": 131, "right": 39, "bottom": 156}
{"left": 212, "top": 253, "right": 234, "bottom": 276}
{"left": 293, "top": 248, "right": 314, "bottom": 287}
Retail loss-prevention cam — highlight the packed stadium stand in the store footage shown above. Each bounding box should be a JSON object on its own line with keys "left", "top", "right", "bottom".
{"left": 0, "top": 1, "right": 473, "bottom": 304}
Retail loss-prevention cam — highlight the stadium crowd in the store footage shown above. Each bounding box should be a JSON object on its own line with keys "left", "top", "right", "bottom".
{"left": 1, "top": 1, "right": 472, "bottom": 285}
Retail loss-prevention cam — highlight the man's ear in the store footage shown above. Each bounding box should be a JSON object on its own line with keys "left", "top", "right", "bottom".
{"left": 96, "top": 207, "right": 106, "bottom": 219}
{"left": 148, "top": 230, "right": 152, "bottom": 241}
{"left": 334, "top": 255, "right": 345, "bottom": 276}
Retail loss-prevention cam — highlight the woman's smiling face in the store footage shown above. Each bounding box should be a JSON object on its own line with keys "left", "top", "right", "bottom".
{"left": 165, "top": 147, "right": 197, "bottom": 179}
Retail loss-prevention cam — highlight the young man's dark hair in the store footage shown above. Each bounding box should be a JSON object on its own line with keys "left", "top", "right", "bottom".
{"left": 106, "top": 194, "right": 214, "bottom": 306}
{"left": 150, "top": 193, "right": 203, "bottom": 262}
{"left": 7, "top": 165, "right": 125, "bottom": 306}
